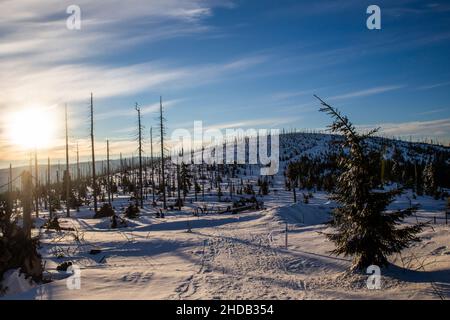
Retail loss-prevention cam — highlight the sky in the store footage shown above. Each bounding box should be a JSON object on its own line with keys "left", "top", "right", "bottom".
{"left": 0, "top": 0, "right": 449, "bottom": 167}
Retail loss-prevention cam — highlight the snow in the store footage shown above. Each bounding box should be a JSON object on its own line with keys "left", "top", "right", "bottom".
{"left": 1, "top": 185, "right": 448, "bottom": 300}
{"left": 269, "top": 201, "right": 331, "bottom": 226}
{"left": 1, "top": 132, "right": 449, "bottom": 300}
{"left": 1, "top": 269, "right": 36, "bottom": 296}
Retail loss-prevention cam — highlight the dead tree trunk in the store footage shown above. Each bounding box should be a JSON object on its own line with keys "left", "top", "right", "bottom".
{"left": 34, "top": 150, "right": 39, "bottom": 218}
{"left": 90, "top": 93, "right": 98, "bottom": 214}
{"left": 120, "top": 152, "right": 123, "bottom": 188}
{"left": 177, "top": 155, "right": 181, "bottom": 210}
{"left": 150, "top": 127, "right": 155, "bottom": 203}
{"left": 107, "top": 139, "right": 112, "bottom": 206}
{"left": 136, "top": 104, "right": 144, "bottom": 208}
{"left": 47, "top": 157, "right": 52, "bottom": 219}
{"left": 76, "top": 142, "right": 81, "bottom": 212}
{"left": 65, "top": 104, "right": 71, "bottom": 217}
{"left": 159, "top": 96, "right": 167, "bottom": 209}
{"left": 201, "top": 146, "right": 205, "bottom": 201}
{"left": 6, "top": 163, "right": 13, "bottom": 217}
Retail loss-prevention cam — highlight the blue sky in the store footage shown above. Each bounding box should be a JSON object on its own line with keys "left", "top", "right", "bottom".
{"left": 0, "top": 0, "right": 449, "bottom": 165}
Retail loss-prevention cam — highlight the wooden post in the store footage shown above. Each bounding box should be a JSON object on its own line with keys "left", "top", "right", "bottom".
{"left": 285, "top": 222, "right": 288, "bottom": 249}
{"left": 187, "top": 216, "right": 192, "bottom": 233}
{"left": 22, "top": 171, "right": 33, "bottom": 239}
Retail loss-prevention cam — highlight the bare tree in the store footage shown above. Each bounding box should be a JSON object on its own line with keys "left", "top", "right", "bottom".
{"left": 6, "top": 164, "right": 13, "bottom": 217}
{"left": 136, "top": 103, "right": 144, "bottom": 208}
{"left": 65, "top": 104, "right": 71, "bottom": 217}
{"left": 177, "top": 149, "right": 182, "bottom": 210}
{"left": 150, "top": 127, "right": 156, "bottom": 203}
{"left": 34, "top": 149, "right": 39, "bottom": 218}
{"left": 47, "top": 157, "right": 52, "bottom": 219}
{"left": 159, "top": 96, "right": 167, "bottom": 209}
{"left": 90, "top": 93, "right": 98, "bottom": 214}
{"left": 119, "top": 152, "right": 124, "bottom": 188}
{"left": 76, "top": 142, "right": 81, "bottom": 212}
{"left": 107, "top": 139, "right": 112, "bottom": 206}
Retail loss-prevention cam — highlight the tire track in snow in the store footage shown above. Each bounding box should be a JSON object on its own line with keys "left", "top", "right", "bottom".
{"left": 180, "top": 221, "right": 312, "bottom": 299}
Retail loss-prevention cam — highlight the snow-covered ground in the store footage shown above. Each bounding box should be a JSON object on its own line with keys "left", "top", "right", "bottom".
{"left": 2, "top": 181, "right": 449, "bottom": 300}
{"left": 1, "top": 132, "right": 449, "bottom": 300}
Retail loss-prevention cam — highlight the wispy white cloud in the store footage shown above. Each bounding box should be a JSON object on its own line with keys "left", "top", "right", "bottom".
{"left": 0, "top": 1, "right": 232, "bottom": 63}
{"left": 96, "top": 99, "right": 183, "bottom": 121}
{"left": 328, "top": 85, "right": 406, "bottom": 101}
{"left": 202, "top": 117, "right": 301, "bottom": 131}
{"left": 359, "top": 118, "right": 450, "bottom": 143}
{"left": 0, "top": 0, "right": 248, "bottom": 162}
{"left": 271, "top": 90, "right": 313, "bottom": 101}
{"left": 169, "top": 116, "right": 300, "bottom": 134}
{"left": 417, "top": 81, "right": 450, "bottom": 90}
{"left": 414, "top": 108, "right": 448, "bottom": 116}
{"left": 0, "top": 0, "right": 241, "bottom": 109}
{"left": 0, "top": 51, "right": 269, "bottom": 163}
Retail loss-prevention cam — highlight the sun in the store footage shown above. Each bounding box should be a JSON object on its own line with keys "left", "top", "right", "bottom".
{"left": 7, "top": 106, "right": 58, "bottom": 150}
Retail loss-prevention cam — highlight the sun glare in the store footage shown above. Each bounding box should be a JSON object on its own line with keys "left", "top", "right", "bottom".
{"left": 8, "top": 106, "right": 58, "bottom": 150}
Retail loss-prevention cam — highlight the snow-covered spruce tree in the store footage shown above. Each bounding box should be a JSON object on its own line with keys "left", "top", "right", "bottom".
{"left": 315, "top": 95, "right": 424, "bottom": 270}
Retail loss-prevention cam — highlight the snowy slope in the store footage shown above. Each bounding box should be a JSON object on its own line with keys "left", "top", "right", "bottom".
{"left": 1, "top": 133, "right": 449, "bottom": 300}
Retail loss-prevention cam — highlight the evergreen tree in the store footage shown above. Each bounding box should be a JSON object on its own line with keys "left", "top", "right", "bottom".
{"left": 259, "top": 180, "right": 269, "bottom": 195}
{"left": 286, "top": 163, "right": 298, "bottom": 203}
{"left": 391, "top": 147, "right": 404, "bottom": 184}
{"left": 61, "top": 170, "right": 78, "bottom": 208}
{"left": 423, "top": 161, "right": 437, "bottom": 197}
{"left": 415, "top": 163, "right": 424, "bottom": 196}
{"left": 180, "top": 162, "right": 192, "bottom": 200}
{"left": 316, "top": 95, "right": 424, "bottom": 270}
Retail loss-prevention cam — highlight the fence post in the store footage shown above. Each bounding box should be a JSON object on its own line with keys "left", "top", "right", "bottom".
{"left": 285, "top": 222, "right": 288, "bottom": 249}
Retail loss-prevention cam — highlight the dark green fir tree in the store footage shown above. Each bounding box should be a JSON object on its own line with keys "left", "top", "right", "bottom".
{"left": 315, "top": 95, "right": 425, "bottom": 270}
